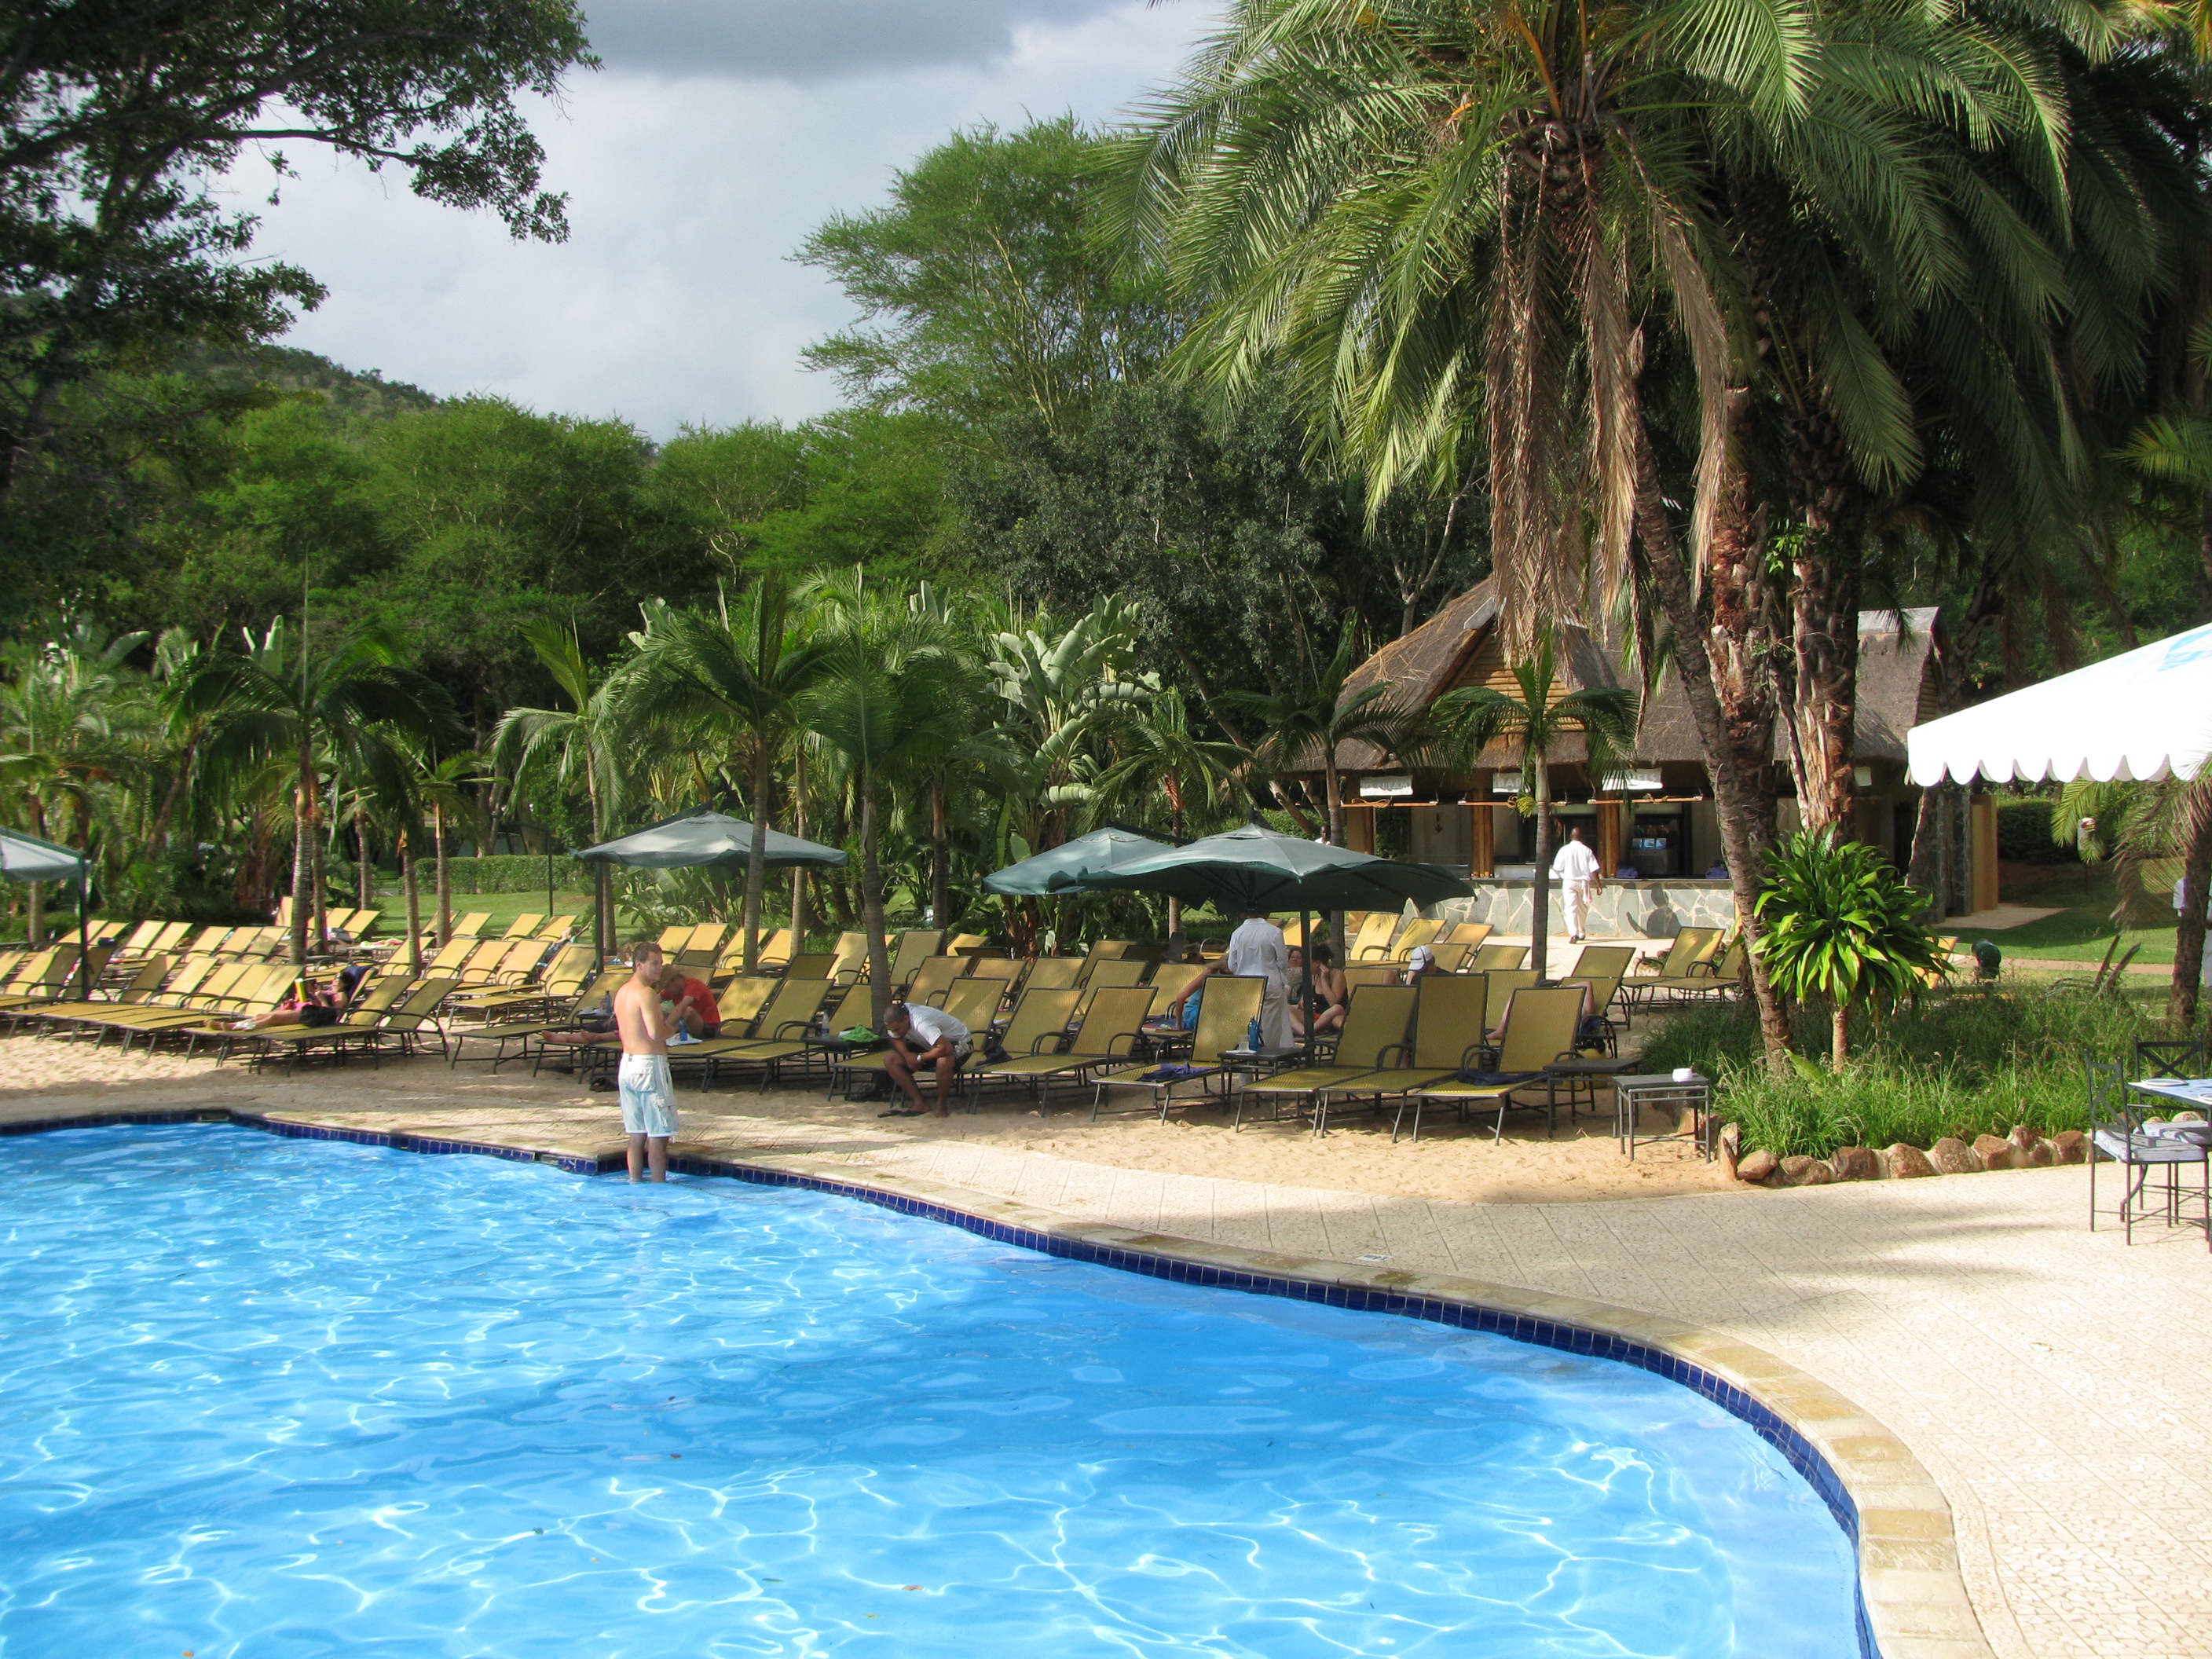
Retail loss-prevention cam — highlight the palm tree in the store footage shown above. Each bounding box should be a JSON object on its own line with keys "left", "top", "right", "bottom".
{"left": 1429, "top": 629, "right": 1638, "bottom": 981}
{"left": 493, "top": 621, "right": 628, "bottom": 962}
{"left": 413, "top": 749, "right": 490, "bottom": 948}
{"left": 174, "top": 617, "right": 450, "bottom": 965}
{"left": 1093, "top": 687, "right": 1246, "bottom": 933}
{"left": 800, "top": 605, "right": 979, "bottom": 1024}
{"left": 615, "top": 582, "right": 827, "bottom": 968}
{"left": 1103, "top": 0, "right": 2077, "bottom": 1070}
{"left": 1232, "top": 619, "right": 1423, "bottom": 855}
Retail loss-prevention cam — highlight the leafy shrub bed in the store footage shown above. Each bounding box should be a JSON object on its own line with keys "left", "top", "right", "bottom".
{"left": 1639, "top": 993, "right": 2179, "bottom": 1158}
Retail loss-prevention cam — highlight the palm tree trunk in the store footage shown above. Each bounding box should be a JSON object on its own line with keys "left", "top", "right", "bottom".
{"left": 929, "top": 778, "right": 951, "bottom": 931}
{"left": 790, "top": 744, "right": 810, "bottom": 948}
{"left": 357, "top": 817, "right": 374, "bottom": 910}
{"left": 24, "top": 881, "right": 42, "bottom": 947}
{"left": 401, "top": 827, "right": 423, "bottom": 975}
{"left": 2170, "top": 783, "right": 2212, "bottom": 1026}
{"left": 1323, "top": 756, "right": 1349, "bottom": 966}
{"left": 1785, "top": 540, "right": 1860, "bottom": 834}
{"left": 1529, "top": 761, "right": 1554, "bottom": 981}
{"left": 1831, "top": 1002, "right": 1850, "bottom": 1069}
{"left": 585, "top": 759, "right": 608, "bottom": 963}
{"left": 858, "top": 781, "right": 894, "bottom": 1027}
{"left": 742, "top": 747, "right": 771, "bottom": 969}
{"left": 433, "top": 804, "right": 452, "bottom": 947}
{"left": 290, "top": 752, "right": 313, "bottom": 967}
{"left": 1632, "top": 437, "right": 1793, "bottom": 1072}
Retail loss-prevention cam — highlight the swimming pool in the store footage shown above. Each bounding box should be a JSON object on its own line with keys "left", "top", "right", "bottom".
{"left": 0, "top": 1126, "right": 1859, "bottom": 1656}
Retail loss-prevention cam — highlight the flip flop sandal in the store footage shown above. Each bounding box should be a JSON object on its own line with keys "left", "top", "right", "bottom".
{"left": 877, "top": 1106, "right": 925, "bottom": 1117}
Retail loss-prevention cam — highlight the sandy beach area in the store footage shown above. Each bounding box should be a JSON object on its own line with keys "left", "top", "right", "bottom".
{"left": 0, "top": 1034, "right": 1732, "bottom": 1204}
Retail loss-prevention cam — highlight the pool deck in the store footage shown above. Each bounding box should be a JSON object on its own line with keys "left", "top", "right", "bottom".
{"left": 5, "top": 1075, "right": 2209, "bottom": 1659}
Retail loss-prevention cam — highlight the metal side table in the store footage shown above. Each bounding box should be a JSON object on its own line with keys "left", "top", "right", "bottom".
{"left": 1611, "top": 1072, "right": 1716, "bottom": 1159}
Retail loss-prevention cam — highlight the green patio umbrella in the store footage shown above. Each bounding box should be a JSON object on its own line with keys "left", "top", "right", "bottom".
{"left": 575, "top": 808, "right": 848, "bottom": 872}
{"left": 983, "top": 826, "right": 1174, "bottom": 895}
{"left": 0, "top": 826, "right": 93, "bottom": 996}
{"left": 1054, "top": 822, "right": 1470, "bottom": 914}
{"left": 1057, "top": 823, "right": 1473, "bottom": 1048}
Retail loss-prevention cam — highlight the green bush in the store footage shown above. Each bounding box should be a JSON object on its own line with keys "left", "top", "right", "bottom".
{"left": 1641, "top": 992, "right": 2178, "bottom": 1156}
{"left": 366, "top": 854, "right": 595, "bottom": 895}
{"left": 1997, "top": 798, "right": 2076, "bottom": 865}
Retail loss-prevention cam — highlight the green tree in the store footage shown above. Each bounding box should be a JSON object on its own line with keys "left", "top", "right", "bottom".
{"left": 1429, "top": 631, "right": 1639, "bottom": 980}
{"left": 798, "top": 115, "right": 1180, "bottom": 435}
{"left": 614, "top": 584, "right": 829, "bottom": 969}
{"left": 0, "top": 0, "right": 590, "bottom": 546}
{"left": 1755, "top": 830, "right": 1950, "bottom": 1067}
{"left": 491, "top": 620, "right": 627, "bottom": 961}
{"left": 176, "top": 617, "right": 452, "bottom": 963}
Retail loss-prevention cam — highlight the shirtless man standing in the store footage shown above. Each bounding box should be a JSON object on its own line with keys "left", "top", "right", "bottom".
{"left": 613, "top": 939, "right": 679, "bottom": 1181}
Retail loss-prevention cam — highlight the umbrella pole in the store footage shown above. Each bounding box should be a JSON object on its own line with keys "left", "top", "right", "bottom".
{"left": 1300, "top": 908, "right": 1313, "bottom": 1058}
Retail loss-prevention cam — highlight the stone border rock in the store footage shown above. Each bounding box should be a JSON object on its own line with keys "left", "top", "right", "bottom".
{"left": 1731, "top": 1117, "right": 2193, "bottom": 1188}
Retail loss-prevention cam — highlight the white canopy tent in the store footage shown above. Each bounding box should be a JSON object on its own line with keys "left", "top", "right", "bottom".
{"left": 1907, "top": 621, "right": 2212, "bottom": 786}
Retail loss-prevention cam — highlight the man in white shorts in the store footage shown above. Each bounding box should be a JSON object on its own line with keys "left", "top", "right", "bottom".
{"left": 880, "top": 1000, "right": 971, "bottom": 1119}
{"left": 613, "top": 939, "right": 679, "bottom": 1181}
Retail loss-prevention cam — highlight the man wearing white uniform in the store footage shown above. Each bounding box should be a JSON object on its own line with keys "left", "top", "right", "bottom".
{"left": 1551, "top": 826, "right": 1603, "bottom": 944}
{"left": 1223, "top": 910, "right": 1295, "bottom": 1050}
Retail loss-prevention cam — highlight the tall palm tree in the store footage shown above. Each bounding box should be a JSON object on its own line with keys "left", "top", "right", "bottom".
{"left": 1092, "top": 686, "right": 1244, "bottom": 933}
{"left": 615, "top": 582, "right": 828, "bottom": 968}
{"left": 1232, "top": 620, "right": 1423, "bottom": 849}
{"left": 800, "top": 606, "right": 979, "bottom": 1024}
{"left": 1429, "top": 629, "right": 1639, "bottom": 980}
{"left": 493, "top": 621, "right": 628, "bottom": 961}
{"left": 412, "top": 749, "right": 490, "bottom": 947}
{"left": 1104, "top": 0, "right": 2077, "bottom": 1069}
{"left": 176, "top": 617, "right": 450, "bottom": 965}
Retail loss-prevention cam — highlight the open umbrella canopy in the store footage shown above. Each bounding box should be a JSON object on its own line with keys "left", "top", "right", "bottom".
{"left": 983, "top": 826, "right": 1174, "bottom": 895}
{"left": 1908, "top": 621, "right": 2212, "bottom": 786}
{"left": 575, "top": 808, "right": 848, "bottom": 871}
{"left": 0, "top": 826, "right": 87, "bottom": 884}
{"left": 1057, "top": 822, "right": 1472, "bottom": 913}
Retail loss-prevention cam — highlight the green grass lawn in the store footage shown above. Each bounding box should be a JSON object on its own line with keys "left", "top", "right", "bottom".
{"left": 1968, "top": 866, "right": 2178, "bottom": 965}
{"left": 361, "top": 885, "right": 603, "bottom": 939}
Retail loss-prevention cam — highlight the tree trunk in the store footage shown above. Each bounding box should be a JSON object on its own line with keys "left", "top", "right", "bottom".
{"left": 1529, "top": 761, "right": 1554, "bottom": 980}
{"left": 790, "top": 745, "right": 810, "bottom": 949}
{"left": 1704, "top": 390, "right": 1782, "bottom": 848}
{"left": 742, "top": 747, "right": 770, "bottom": 969}
{"left": 434, "top": 804, "right": 452, "bottom": 947}
{"left": 357, "top": 817, "right": 374, "bottom": 910}
{"left": 289, "top": 771, "right": 313, "bottom": 966}
{"left": 1831, "top": 1001, "right": 1849, "bottom": 1069}
{"left": 401, "top": 828, "right": 423, "bottom": 976}
{"left": 859, "top": 782, "right": 895, "bottom": 1027}
{"left": 2170, "top": 783, "right": 2212, "bottom": 1026}
{"left": 1785, "top": 540, "right": 1859, "bottom": 834}
{"left": 929, "top": 778, "right": 951, "bottom": 932}
{"left": 1632, "top": 435, "right": 1793, "bottom": 1071}
{"left": 24, "top": 880, "right": 42, "bottom": 947}
{"left": 1323, "top": 758, "right": 1349, "bottom": 967}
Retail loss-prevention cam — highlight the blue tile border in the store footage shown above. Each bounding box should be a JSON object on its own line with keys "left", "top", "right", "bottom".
{"left": 1, "top": 1106, "right": 1930, "bottom": 1657}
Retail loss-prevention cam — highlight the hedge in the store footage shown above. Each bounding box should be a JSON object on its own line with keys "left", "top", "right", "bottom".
{"left": 1996, "top": 799, "right": 2078, "bottom": 866}
{"left": 337, "top": 855, "right": 595, "bottom": 895}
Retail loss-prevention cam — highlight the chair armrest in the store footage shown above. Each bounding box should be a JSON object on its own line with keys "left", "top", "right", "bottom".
{"left": 1374, "top": 1042, "right": 1412, "bottom": 1068}
{"left": 1103, "top": 1031, "right": 1145, "bottom": 1059}
{"left": 1025, "top": 1031, "right": 1068, "bottom": 1055}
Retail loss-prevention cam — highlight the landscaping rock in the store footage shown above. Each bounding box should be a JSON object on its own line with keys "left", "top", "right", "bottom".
{"left": 1884, "top": 1142, "right": 1937, "bottom": 1179}
{"left": 2177, "top": 1109, "right": 2207, "bottom": 1124}
{"left": 1736, "top": 1148, "right": 1778, "bottom": 1185}
{"left": 1718, "top": 1122, "right": 1741, "bottom": 1180}
{"left": 1778, "top": 1155, "right": 1834, "bottom": 1187}
{"left": 2049, "top": 1130, "right": 2087, "bottom": 1164}
{"left": 1928, "top": 1137, "right": 1984, "bottom": 1174}
{"left": 1829, "top": 1145, "right": 1883, "bottom": 1182}
{"left": 2008, "top": 1125, "right": 2044, "bottom": 1154}
{"left": 1972, "top": 1133, "right": 2018, "bottom": 1170}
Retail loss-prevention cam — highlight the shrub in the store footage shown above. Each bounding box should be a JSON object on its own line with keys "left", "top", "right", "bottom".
{"left": 1997, "top": 798, "right": 2076, "bottom": 865}
{"left": 1642, "top": 993, "right": 2178, "bottom": 1156}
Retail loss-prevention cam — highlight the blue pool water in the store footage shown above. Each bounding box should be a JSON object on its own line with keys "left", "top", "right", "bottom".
{"left": 0, "top": 1126, "right": 1859, "bottom": 1656}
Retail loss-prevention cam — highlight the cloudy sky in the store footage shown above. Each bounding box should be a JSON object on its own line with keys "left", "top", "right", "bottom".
{"left": 227, "top": 1, "right": 1216, "bottom": 438}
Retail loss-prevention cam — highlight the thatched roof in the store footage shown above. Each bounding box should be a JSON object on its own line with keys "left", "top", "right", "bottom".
{"left": 1328, "top": 582, "right": 1940, "bottom": 775}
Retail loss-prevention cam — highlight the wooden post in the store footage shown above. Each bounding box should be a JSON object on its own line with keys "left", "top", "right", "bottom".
{"left": 1468, "top": 800, "right": 1503, "bottom": 876}
{"left": 1968, "top": 794, "right": 2000, "bottom": 915}
{"left": 1596, "top": 801, "right": 1624, "bottom": 880}
{"left": 1343, "top": 806, "right": 1376, "bottom": 854}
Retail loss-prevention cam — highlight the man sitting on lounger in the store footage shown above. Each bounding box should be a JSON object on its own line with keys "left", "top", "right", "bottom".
{"left": 879, "top": 1000, "right": 970, "bottom": 1119}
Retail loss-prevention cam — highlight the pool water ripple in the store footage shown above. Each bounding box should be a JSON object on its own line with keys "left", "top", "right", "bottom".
{"left": 0, "top": 1125, "right": 1857, "bottom": 1656}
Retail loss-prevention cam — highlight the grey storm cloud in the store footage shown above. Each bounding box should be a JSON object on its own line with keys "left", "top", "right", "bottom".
{"left": 580, "top": 0, "right": 1135, "bottom": 81}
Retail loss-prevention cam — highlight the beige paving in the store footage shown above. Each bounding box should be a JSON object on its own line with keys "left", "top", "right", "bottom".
{"left": 7, "top": 1070, "right": 2210, "bottom": 1657}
